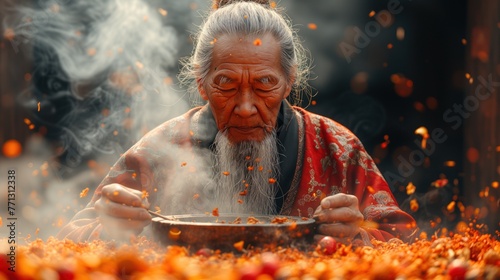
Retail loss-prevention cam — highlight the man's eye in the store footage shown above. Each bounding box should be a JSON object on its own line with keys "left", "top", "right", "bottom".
{"left": 218, "top": 87, "right": 236, "bottom": 92}
{"left": 215, "top": 76, "right": 232, "bottom": 85}
{"left": 214, "top": 76, "right": 236, "bottom": 92}
{"left": 255, "top": 77, "right": 277, "bottom": 92}
{"left": 260, "top": 77, "right": 270, "bottom": 84}
{"left": 216, "top": 84, "right": 236, "bottom": 92}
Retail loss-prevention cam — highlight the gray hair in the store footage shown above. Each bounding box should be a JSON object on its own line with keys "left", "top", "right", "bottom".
{"left": 179, "top": 1, "right": 311, "bottom": 106}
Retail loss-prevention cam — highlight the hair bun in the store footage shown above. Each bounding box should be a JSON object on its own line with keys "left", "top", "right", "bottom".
{"left": 212, "top": 0, "right": 271, "bottom": 9}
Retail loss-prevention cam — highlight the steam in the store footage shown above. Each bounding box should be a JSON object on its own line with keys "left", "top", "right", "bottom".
{"left": 0, "top": 0, "right": 210, "bottom": 241}
{"left": 3, "top": 0, "right": 189, "bottom": 169}
{"left": 10, "top": 1, "right": 176, "bottom": 80}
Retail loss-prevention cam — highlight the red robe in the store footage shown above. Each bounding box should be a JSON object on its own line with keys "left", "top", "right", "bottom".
{"left": 58, "top": 105, "right": 417, "bottom": 243}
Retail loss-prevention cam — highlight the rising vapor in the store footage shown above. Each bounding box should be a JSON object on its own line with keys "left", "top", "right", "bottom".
{"left": 0, "top": 0, "right": 205, "bottom": 240}
{"left": 3, "top": 0, "right": 190, "bottom": 170}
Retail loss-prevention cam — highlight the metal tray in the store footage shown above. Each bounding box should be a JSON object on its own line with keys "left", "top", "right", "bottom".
{"left": 151, "top": 213, "right": 316, "bottom": 251}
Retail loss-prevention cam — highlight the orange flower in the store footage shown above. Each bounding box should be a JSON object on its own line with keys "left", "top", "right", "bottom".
{"left": 307, "top": 23, "right": 317, "bottom": 30}
{"left": 447, "top": 201, "right": 456, "bottom": 212}
{"left": 80, "top": 188, "right": 89, "bottom": 198}
{"left": 406, "top": 182, "right": 416, "bottom": 195}
{"left": 233, "top": 240, "right": 244, "bottom": 251}
{"left": 169, "top": 228, "right": 181, "bottom": 241}
{"left": 431, "top": 179, "right": 448, "bottom": 188}
{"left": 212, "top": 207, "right": 219, "bottom": 217}
{"left": 410, "top": 199, "right": 419, "bottom": 212}
{"left": 367, "top": 186, "right": 375, "bottom": 194}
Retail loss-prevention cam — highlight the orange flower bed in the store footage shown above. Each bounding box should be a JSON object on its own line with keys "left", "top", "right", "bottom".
{"left": 1, "top": 230, "right": 499, "bottom": 279}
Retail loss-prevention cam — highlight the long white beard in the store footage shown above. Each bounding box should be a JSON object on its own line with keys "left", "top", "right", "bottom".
{"left": 156, "top": 130, "right": 280, "bottom": 216}
{"left": 207, "top": 130, "right": 280, "bottom": 215}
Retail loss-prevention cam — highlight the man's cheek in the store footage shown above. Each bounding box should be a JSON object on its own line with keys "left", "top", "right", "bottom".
{"left": 210, "top": 96, "right": 232, "bottom": 109}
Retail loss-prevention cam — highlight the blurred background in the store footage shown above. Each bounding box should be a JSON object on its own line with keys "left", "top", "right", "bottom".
{"left": 0, "top": 0, "right": 498, "bottom": 241}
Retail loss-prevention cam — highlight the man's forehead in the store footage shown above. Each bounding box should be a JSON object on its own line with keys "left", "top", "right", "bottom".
{"left": 210, "top": 33, "right": 282, "bottom": 70}
{"left": 211, "top": 33, "right": 280, "bottom": 58}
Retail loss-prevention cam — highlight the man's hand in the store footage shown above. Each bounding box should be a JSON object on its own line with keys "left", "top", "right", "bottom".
{"left": 94, "top": 184, "right": 152, "bottom": 240}
{"left": 313, "top": 193, "right": 364, "bottom": 244}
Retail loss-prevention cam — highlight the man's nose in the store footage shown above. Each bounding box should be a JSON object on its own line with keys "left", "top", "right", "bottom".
{"left": 234, "top": 88, "right": 257, "bottom": 118}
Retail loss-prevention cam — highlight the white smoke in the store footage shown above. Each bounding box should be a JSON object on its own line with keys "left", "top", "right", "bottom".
{"left": 0, "top": 0, "right": 210, "bottom": 241}
{"left": 3, "top": 0, "right": 193, "bottom": 168}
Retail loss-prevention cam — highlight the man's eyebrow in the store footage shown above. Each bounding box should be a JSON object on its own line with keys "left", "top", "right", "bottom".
{"left": 214, "top": 75, "right": 233, "bottom": 83}
{"left": 254, "top": 75, "right": 276, "bottom": 82}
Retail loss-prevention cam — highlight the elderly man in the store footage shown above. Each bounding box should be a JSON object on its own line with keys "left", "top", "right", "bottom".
{"left": 58, "top": 0, "right": 416, "bottom": 245}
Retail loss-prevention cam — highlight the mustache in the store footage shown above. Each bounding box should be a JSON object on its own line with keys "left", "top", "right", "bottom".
{"left": 218, "top": 125, "right": 277, "bottom": 143}
{"left": 221, "top": 123, "right": 275, "bottom": 133}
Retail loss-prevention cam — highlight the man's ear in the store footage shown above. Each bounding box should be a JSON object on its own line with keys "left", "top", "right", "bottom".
{"left": 196, "top": 76, "right": 209, "bottom": 101}
{"left": 283, "top": 65, "right": 297, "bottom": 99}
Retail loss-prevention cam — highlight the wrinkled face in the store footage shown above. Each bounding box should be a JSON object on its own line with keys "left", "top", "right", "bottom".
{"left": 197, "top": 33, "right": 293, "bottom": 143}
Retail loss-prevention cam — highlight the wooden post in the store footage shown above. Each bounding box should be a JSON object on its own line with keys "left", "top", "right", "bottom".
{"left": 464, "top": 0, "right": 500, "bottom": 234}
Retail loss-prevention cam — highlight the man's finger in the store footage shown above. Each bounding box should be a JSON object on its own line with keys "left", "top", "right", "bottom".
{"left": 95, "top": 199, "right": 152, "bottom": 221}
{"left": 314, "top": 207, "right": 364, "bottom": 223}
{"left": 101, "top": 184, "right": 149, "bottom": 208}
{"left": 320, "top": 193, "right": 358, "bottom": 209}
{"left": 99, "top": 216, "right": 151, "bottom": 232}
